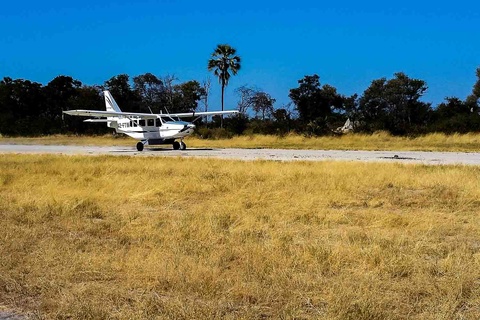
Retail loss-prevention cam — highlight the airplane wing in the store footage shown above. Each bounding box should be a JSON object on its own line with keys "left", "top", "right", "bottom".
{"left": 63, "top": 109, "right": 238, "bottom": 119}
{"left": 63, "top": 110, "right": 158, "bottom": 119}
{"left": 168, "top": 110, "right": 239, "bottom": 118}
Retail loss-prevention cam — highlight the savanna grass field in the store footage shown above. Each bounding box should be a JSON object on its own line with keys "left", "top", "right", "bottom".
{"left": 0, "top": 150, "right": 479, "bottom": 319}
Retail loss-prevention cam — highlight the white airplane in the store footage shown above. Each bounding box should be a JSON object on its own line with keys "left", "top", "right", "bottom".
{"left": 63, "top": 90, "right": 238, "bottom": 151}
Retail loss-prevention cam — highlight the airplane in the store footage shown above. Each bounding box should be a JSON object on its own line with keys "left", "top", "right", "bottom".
{"left": 63, "top": 90, "right": 238, "bottom": 151}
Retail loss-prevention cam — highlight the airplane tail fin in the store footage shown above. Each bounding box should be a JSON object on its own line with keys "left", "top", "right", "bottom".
{"left": 104, "top": 90, "right": 122, "bottom": 113}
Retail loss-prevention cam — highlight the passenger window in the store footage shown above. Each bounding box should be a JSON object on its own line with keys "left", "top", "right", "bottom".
{"left": 147, "top": 119, "right": 154, "bottom": 126}
{"left": 156, "top": 118, "right": 162, "bottom": 127}
{"left": 139, "top": 119, "right": 146, "bottom": 127}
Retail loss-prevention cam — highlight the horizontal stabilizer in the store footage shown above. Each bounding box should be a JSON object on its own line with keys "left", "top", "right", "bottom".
{"left": 83, "top": 119, "right": 110, "bottom": 123}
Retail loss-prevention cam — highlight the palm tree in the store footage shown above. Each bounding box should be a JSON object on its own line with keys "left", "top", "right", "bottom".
{"left": 207, "top": 44, "right": 241, "bottom": 127}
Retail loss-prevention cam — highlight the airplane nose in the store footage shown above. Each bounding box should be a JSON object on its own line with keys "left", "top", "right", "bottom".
{"left": 188, "top": 124, "right": 196, "bottom": 130}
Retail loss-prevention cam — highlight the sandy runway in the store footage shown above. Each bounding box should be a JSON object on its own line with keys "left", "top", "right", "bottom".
{"left": 1, "top": 144, "right": 480, "bottom": 165}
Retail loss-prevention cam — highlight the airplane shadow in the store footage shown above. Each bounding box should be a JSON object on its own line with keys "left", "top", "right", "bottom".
{"left": 110, "top": 148, "right": 214, "bottom": 153}
{"left": 148, "top": 148, "right": 214, "bottom": 152}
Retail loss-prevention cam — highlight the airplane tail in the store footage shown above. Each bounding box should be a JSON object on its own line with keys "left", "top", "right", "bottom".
{"left": 104, "top": 90, "right": 122, "bottom": 113}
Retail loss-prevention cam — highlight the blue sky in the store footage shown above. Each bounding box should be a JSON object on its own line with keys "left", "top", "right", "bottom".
{"left": 1, "top": 0, "right": 478, "bottom": 110}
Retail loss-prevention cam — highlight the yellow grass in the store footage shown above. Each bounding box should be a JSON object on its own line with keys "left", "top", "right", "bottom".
{"left": 2, "top": 131, "right": 480, "bottom": 151}
{"left": 1, "top": 155, "right": 480, "bottom": 319}
{"left": 0, "top": 134, "right": 133, "bottom": 147}
{"left": 187, "top": 132, "right": 480, "bottom": 151}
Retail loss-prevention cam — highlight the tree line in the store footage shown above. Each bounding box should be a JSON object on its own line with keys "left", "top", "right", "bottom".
{"left": 0, "top": 44, "right": 479, "bottom": 137}
{"left": 0, "top": 73, "right": 206, "bottom": 136}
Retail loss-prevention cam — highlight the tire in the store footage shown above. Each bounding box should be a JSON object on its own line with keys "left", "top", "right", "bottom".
{"left": 180, "top": 141, "right": 186, "bottom": 150}
{"left": 136, "top": 142, "right": 144, "bottom": 151}
{"left": 173, "top": 141, "right": 180, "bottom": 150}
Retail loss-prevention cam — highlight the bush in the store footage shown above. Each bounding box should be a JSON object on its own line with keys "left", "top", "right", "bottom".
{"left": 194, "top": 127, "right": 234, "bottom": 139}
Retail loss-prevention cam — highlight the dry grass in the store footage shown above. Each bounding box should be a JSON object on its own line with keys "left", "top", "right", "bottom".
{"left": 0, "top": 134, "right": 132, "bottom": 147}
{"left": 2, "top": 131, "right": 480, "bottom": 151}
{"left": 0, "top": 154, "right": 479, "bottom": 319}
{"left": 187, "top": 132, "right": 480, "bottom": 152}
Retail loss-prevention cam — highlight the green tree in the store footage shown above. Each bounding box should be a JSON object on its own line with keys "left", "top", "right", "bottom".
{"left": 207, "top": 44, "right": 241, "bottom": 127}
{"left": 104, "top": 74, "right": 140, "bottom": 112}
{"left": 157, "top": 75, "right": 178, "bottom": 112}
{"left": 234, "top": 85, "right": 275, "bottom": 120}
{"left": 289, "top": 75, "right": 344, "bottom": 134}
{"left": 272, "top": 103, "right": 296, "bottom": 135}
{"left": 0, "top": 78, "right": 14, "bottom": 135}
{"left": 0, "top": 77, "right": 46, "bottom": 135}
{"left": 465, "top": 67, "right": 480, "bottom": 112}
{"left": 133, "top": 73, "right": 164, "bottom": 113}
{"left": 251, "top": 91, "right": 275, "bottom": 120}
{"left": 473, "top": 67, "right": 480, "bottom": 98}
{"left": 357, "top": 78, "right": 389, "bottom": 132}
{"left": 65, "top": 85, "right": 105, "bottom": 134}
{"left": 342, "top": 94, "right": 360, "bottom": 128}
{"left": 45, "top": 75, "right": 82, "bottom": 132}
{"left": 172, "top": 80, "right": 205, "bottom": 113}
{"left": 429, "top": 97, "right": 480, "bottom": 133}
{"left": 358, "top": 72, "right": 431, "bottom": 134}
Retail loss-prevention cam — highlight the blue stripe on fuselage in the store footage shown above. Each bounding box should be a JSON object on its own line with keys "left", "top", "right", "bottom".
{"left": 164, "top": 121, "right": 190, "bottom": 126}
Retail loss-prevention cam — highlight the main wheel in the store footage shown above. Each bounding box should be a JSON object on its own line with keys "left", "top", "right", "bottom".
{"left": 136, "top": 142, "right": 144, "bottom": 151}
{"left": 180, "top": 141, "right": 187, "bottom": 150}
{"left": 173, "top": 141, "right": 180, "bottom": 150}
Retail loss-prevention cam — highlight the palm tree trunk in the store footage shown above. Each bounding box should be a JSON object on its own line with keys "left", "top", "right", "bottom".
{"left": 221, "top": 83, "right": 225, "bottom": 128}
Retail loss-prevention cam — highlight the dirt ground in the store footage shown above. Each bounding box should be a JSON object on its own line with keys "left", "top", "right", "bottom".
{"left": 1, "top": 143, "right": 480, "bottom": 165}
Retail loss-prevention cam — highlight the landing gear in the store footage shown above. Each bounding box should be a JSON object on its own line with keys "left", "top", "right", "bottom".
{"left": 172, "top": 141, "right": 187, "bottom": 150}
{"left": 136, "top": 141, "right": 144, "bottom": 152}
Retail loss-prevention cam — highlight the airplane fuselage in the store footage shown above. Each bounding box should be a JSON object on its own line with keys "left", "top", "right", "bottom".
{"left": 110, "top": 117, "right": 195, "bottom": 143}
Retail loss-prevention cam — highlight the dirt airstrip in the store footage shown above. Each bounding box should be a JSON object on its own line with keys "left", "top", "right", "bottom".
{"left": 1, "top": 144, "right": 480, "bottom": 165}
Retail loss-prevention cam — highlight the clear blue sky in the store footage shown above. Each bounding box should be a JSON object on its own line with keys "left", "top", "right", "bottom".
{"left": 1, "top": 0, "right": 478, "bottom": 110}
